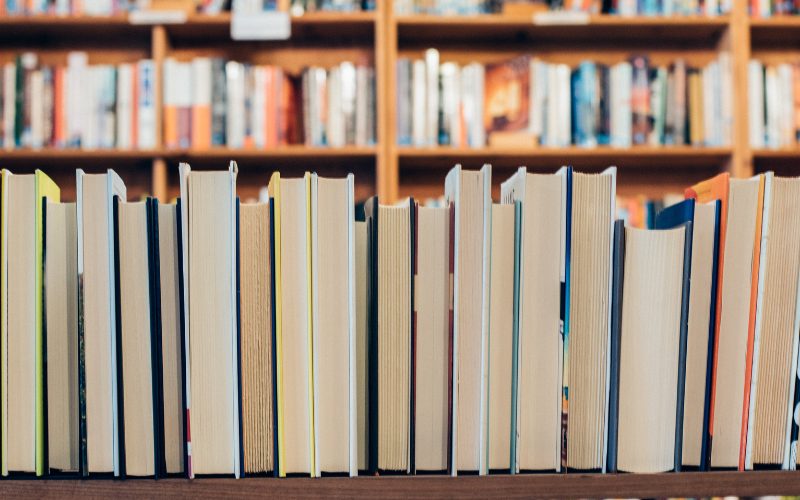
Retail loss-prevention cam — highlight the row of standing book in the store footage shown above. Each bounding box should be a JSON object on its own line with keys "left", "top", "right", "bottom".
{"left": 0, "top": 52, "right": 376, "bottom": 151}
{"left": 748, "top": 59, "right": 800, "bottom": 150}
{"left": 397, "top": 51, "right": 732, "bottom": 149}
{"left": 0, "top": 0, "right": 373, "bottom": 17}
{"left": 393, "top": 0, "right": 730, "bottom": 16}
{"left": 2, "top": 163, "right": 800, "bottom": 479}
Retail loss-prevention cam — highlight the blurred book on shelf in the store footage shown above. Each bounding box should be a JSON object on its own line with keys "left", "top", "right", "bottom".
{"left": 748, "top": 59, "right": 800, "bottom": 150}
{"left": 393, "top": 0, "right": 727, "bottom": 16}
{"left": 397, "top": 49, "right": 732, "bottom": 149}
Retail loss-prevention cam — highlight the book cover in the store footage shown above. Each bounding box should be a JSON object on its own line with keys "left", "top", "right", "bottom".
{"left": 484, "top": 55, "right": 533, "bottom": 147}
{"left": 606, "top": 219, "right": 625, "bottom": 474}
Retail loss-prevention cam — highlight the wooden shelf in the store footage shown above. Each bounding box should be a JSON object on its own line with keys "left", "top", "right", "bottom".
{"left": 1, "top": 471, "right": 799, "bottom": 498}
{"left": 397, "top": 146, "right": 732, "bottom": 170}
{"left": 751, "top": 16, "right": 800, "bottom": 47}
{"left": 395, "top": 14, "right": 729, "bottom": 46}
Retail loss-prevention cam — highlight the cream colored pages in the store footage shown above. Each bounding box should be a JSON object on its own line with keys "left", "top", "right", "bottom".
{"left": 519, "top": 173, "right": 562, "bottom": 470}
{"left": 377, "top": 204, "right": 410, "bottom": 471}
{"left": 488, "top": 204, "right": 514, "bottom": 470}
{"left": 119, "top": 202, "right": 155, "bottom": 477}
{"left": 314, "top": 177, "right": 350, "bottom": 473}
{"left": 682, "top": 202, "right": 716, "bottom": 466}
{"left": 82, "top": 174, "right": 114, "bottom": 472}
{"left": 188, "top": 171, "right": 235, "bottom": 474}
{"left": 240, "top": 203, "right": 273, "bottom": 474}
{"left": 618, "top": 226, "right": 685, "bottom": 473}
{"left": 752, "top": 178, "right": 800, "bottom": 465}
{"left": 568, "top": 172, "right": 613, "bottom": 469}
{"left": 46, "top": 202, "right": 79, "bottom": 472}
{"left": 7, "top": 174, "right": 35, "bottom": 472}
{"left": 711, "top": 178, "right": 760, "bottom": 468}
{"left": 414, "top": 206, "right": 450, "bottom": 471}
{"left": 280, "top": 178, "right": 311, "bottom": 474}
{"left": 157, "top": 204, "right": 184, "bottom": 474}
{"left": 355, "top": 221, "right": 368, "bottom": 472}
{"left": 446, "top": 168, "right": 485, "bottom": 472}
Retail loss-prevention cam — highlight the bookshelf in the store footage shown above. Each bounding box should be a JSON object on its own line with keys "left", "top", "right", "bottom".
{"left": 1, "top": 471, "right": 800, "bottom": 496}
{"left": 0, "top": 2, "right": 792, "bottom": 204}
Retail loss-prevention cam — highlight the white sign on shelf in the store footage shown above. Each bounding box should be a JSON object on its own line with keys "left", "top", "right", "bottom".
{"left": 532, "top": 10, "right": 590, "bottom": 25}
{"left": 231, "top": 11, "right": 291, "bottom": 41}
{"left": 128, "top": 9, "right": 188, "bottom": 24}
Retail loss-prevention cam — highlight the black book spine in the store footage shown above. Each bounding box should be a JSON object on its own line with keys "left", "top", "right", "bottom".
{"left": 147, "top": 199, "right": 167, "bottom": 478}
{"left": 269, "top": 198, "right": 280, "bottom": 477}
{"left": 365, "top": 196, "right": 379, "bottom": 475}
{"left": 606, "top": 219, "right": 625, "bottom": 474}
{"left": 674, "top": 221, "right": 693, "bottom": 473}
{"left": 112, "top": 195, "right": 126, "bottom": 479}
{"left": 235, "top": 198, "right": 245, "bottom": 477}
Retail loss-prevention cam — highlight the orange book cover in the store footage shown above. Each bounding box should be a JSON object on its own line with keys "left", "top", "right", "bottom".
{"left": 685, "top": 172, "right": 730, "bottom": 462}
{"left": 739, "top": 174, "right": 766, "bottom": 470}
{"left": 192, "top": 105, "right": 211, "bottom": 150}
{"left": 164, "top": 104, "right": 178, "bottom": 149}
{"left": 53, "top": 66, "right": 65, "bottom": 147}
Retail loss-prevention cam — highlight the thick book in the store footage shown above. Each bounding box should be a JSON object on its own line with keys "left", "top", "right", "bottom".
{"left": 413, "top": 203, "right": 452, "bottom": 474}
{"left": 500, "top": 167, "right": 568, "bottom": 472}
{"left": 76, "top": 169, "right": 126, "bottom": 477}
{"left": 156, "top": 202, "right": 186, "bottom": 476}
{"left": 607, "top": 220, "right": 692, "bottom": 473}
{"left": 746, "top": 175, "right": 800, "bottom": 470}
{"left": 563, "top": 167, "right": 616, "bottom": 472}
{"left": 365, "top": 196, "right": 414, "bottom": 475}
{"left": 239, "top": 201, "right": 275, "bottom": 476}
{"left": 656, "top": 199, "right": 721, "bottom": 470}
{"left": 44, "top": 199, "right": 80, "bottom": 475}
{"left": 114, "top": 197, "right": 164, "bottom": 478}
{"left": 1, "top": 170, "right": 59, "bottom": 476}
{"left": 178, "top": 162, "right": 241, "bottom": 478}
{"left": 444, "top": 164, "right": 491, "bottom": 475}
{"left": 268, "top": 172, "right": 315, "bottom": 477}
{"left": 311, "top": 174, "right": 356, "bottom": 477}
{"left": 487, "top": 203, "right": 515, "bottom": 473}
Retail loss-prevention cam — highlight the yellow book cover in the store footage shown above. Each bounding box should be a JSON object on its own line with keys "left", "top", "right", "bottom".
{"left": 34, "top": 170, "right": 60, "bottom": 476}
{"left": 0, "top": 169, "right": 7, "bottom": 476}
{"left": 267, "top": 172, "right": 286, "bottom": 477}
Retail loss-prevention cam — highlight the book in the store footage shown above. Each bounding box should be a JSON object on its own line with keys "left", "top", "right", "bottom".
{"left": 500, "top": 167, "right": 567, "bottom": 472}
{"left": 76, "top": 169, "right": 126, "bottom": 476}
{"left": 413, "top": 203, "right": 452, "bottom": 473}
{"left": 746, "top": 176, "right": 800, "bottom": 469}
{"left": 178, "top": 162, "right": 240, "bottom": 477}
{"left": 365, "top": 196, "right": 414, "bottom": 474}
{"left": 44, "top": 199, "right": 79, "bottom": 474}
{"left": 1, "top": 170, "right": 59, "bottom": 476}
{"left": 311, "top": 174, "right": 356, "bottom": 476}
{"left": 239, "top": 201, "right": 274, "bottom": 475}
{"left": 355, "top": 220, "right": 368, "bottom": 472}
{"left": 444, "top": 164, "right": 491, "bottom": 475}
{"left": 484, "top": 55, "right": 533, "bottom": 147}
{"left": 656, "top": 199, "right": 721, "bottom": 470}
{"left": 156, "top": 202, "right": 185, "bottom": 475}
{"left": 487, "top": 203, "right": 516, "bottom": 472}
{"left": 114, "top": 198, "right": 163, "bottom": 478}
{"left": 563, "top": 167, "right": 616, "bottom": 472}
{"left": 268, "top": 172, "right": 315, "bottom": 477}
{"left": 607, "top": 209, "right": 692, "bottom": 474}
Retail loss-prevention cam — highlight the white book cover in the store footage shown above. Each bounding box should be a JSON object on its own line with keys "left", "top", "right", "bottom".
{"left": 557, "top": 64, "right": 572, "bottom": 147}
{"left": 425, "top": 49, "right": 440, "bottom": 146}
{"left": 778, "top": 64, "right": 795, "bottom": 148}
{"left": 748, "top": 60, "right": 765, "bottom": 150}
{"left": 3, "top": 64, "right": 14, "bottom": 149}
{"left": 67, "top": 52, "right": 88, "bottom": 148}
{"left": 137, "top": 60, "right": 157, "bottom": 149}
{"left": 765, "top": 67, "right": 779, "bottom": 148}
{"left": 116, "top": 64, "right": 133, "bottom": 150}
{"left": 225, "top": 62, "right": 246, "bottom": 149}
{"left": 252, "top": 66, "right": 267, "bottom": 149}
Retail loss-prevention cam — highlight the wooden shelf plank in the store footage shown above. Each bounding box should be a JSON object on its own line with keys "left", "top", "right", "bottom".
{"left": 1, "top": 471, "right": 799, "bottom": 498}
{"left": 395, "top": 14, "right": 729, "bottom": 46}
{"left": 750, "top": 17, "right": 800, "bottom": 47}
{"left": 398, "top": 146, "right": 732, "bottom": 169}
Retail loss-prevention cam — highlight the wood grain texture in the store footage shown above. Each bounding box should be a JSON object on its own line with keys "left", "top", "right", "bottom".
{"left": 2, "top": 471, "right": 800, "bottom": 498}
